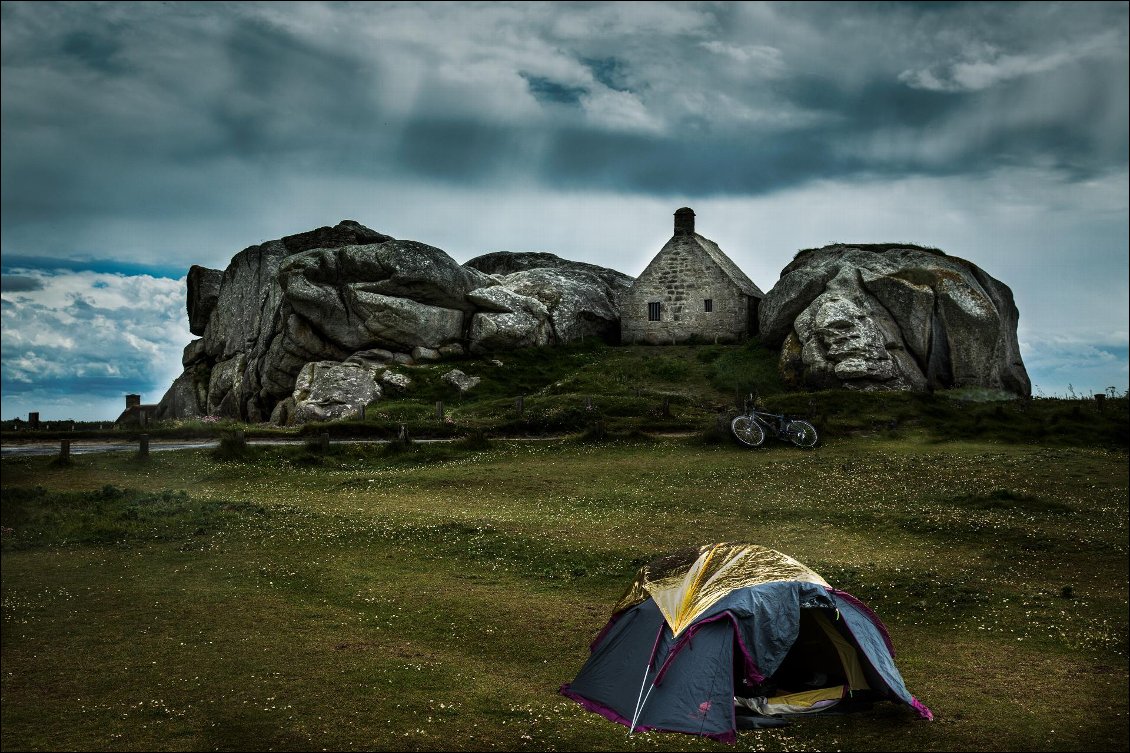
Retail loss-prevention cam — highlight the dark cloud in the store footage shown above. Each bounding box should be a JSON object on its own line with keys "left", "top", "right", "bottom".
{"left": 395, "top": 120, "right": 529, "bottom": 182}
{"left": 59, "top": 29, "right": 128, "bottom": 75}
{"left": 1, "top": 1, "right": 1124, "bottom": 251}
{"left": 1, "top": 275, "right": 44, "bottom": 292}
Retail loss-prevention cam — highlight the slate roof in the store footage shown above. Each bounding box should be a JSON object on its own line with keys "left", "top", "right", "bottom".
{"left": 688, "top": 233, "right": 765, "bottom": 298}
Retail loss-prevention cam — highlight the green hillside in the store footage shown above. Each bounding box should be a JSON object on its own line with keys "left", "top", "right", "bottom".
{"left": 331, "top": 340, "right": 1128, "bottom": 449}
{"left": 4, "top": 340, "right": 1127, "bottom": 449}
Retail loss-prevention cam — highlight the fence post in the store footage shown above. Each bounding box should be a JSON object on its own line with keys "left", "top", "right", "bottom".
{"left": 515, "top": 396, "right": 524, "bottom": 416}
{"left": 662, "top": 396, "right": 671, "bottom": 417}
{"left": 1095, "top": 393, "right": 1106, "bottom": 412}
{"left": 589, "top": 418, "right": 605, "bottom": 440}
{"left": 436, "top": 401, "right": 444, "bottom": 421}
{"left": 138, "top": 434, "right": 150, "bottom": 458}
{"left": 60, "top": 439, "right": 71, "bottom": 461}
{"left": 319, "top": 432, "right": 330, "bottom": 452}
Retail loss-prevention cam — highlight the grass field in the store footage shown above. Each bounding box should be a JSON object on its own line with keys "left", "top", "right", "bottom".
{"left": 2, "top": 429, "right": 1127, "bottom": 752}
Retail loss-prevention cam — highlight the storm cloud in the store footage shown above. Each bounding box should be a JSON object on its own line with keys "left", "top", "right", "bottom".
{"left": 3, "top": 2, "right": 1125, "bottom": 246}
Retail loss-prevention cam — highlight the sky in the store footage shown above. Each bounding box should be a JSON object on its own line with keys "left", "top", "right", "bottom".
{"left": 2, "top": 1, "right": 1127, "bottom": 421}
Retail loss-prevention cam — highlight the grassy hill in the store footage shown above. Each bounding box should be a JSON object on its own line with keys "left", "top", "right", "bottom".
{"left": 310, "top": 340, "right": 1128, "bottom": 449}
{"left": 4, "top": 339, "right": 1127, "bottom": 449}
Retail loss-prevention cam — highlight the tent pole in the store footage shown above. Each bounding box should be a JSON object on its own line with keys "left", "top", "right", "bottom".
{"left": 628, "top": 622, "right": 666, "bottom": 735}
{"left": 628, "top": 663, "right": 651, "bottom": 735}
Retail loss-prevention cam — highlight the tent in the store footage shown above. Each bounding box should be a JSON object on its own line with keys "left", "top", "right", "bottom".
{"left": 561, "top": 543, "right": 932, "bottom": 743}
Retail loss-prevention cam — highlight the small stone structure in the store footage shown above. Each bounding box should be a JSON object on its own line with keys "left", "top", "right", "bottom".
{"left": 621, "top": 208, "right": 763, "bottom": 344}
{"left": 115, "top": 394, "right": 158, "bottom": 427}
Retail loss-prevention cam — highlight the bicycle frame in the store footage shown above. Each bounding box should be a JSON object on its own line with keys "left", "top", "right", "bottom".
{"left": 731, "top": 409, "right": 819, "bottom": 449}
{"left": 748, "top": 410, "right": 788, "bottom": 438}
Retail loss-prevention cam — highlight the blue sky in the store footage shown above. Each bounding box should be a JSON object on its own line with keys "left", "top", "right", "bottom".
{"left": 2, "top": 1, "right": 1127, "bottom": 420}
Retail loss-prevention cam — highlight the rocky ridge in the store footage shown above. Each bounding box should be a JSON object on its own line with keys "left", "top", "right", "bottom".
{"left": 156, "top": 221, "right": 632, "bottom": 425}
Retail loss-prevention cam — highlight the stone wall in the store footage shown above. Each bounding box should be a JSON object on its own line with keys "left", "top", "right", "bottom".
{"left": 621, "top": 235, "right": 750, "bottom": 344}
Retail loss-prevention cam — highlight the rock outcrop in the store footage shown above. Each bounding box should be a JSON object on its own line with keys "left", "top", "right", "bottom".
{"left": 465, "top": 252, "right": 633, "bottom": 343}
{"left": 759, "top": 244, "right": 1030, "bottom": 395}
{"left": 155, "top": 221, "right": 633, "bottom": 425}
{"left": 288, "top": 360, "right": 382, "bottom": 425}
{"left": 186, "top": 266, "right": 222, "bottom": 336}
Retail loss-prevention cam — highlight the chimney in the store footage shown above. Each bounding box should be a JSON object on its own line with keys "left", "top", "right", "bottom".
{"left": 126, "top": 394, "right": 141, "bottom": 410}
{"left": 674, "top": 207, "right": 695, "bottom": 236}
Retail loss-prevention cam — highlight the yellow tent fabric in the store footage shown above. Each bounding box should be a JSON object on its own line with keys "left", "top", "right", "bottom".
{"left": 811, "top": 610, "right": 870, "bottom": 691}
{"left": 612, "top": 543, "right": 830, "bottom": 636}
{"left": 766, "top": 685, "right": 846, "bottom": 708}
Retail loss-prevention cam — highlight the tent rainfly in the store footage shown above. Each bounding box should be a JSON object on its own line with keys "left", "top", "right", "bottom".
{"left": 561, "top": 543, "right": 933, "bottom": 743}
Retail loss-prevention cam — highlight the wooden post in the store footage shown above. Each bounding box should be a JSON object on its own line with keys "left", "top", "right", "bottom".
{"left": 138, "top": 434, "right": 150, "bottom": 458}
{"left": 662, "top": 396, "right": 671, "bottom": 417}
{"left": 319, "top": 432, "right": 330, "bottom": 452}
{"left": 515, "top": 396, "right": 524, "bottom": 416}
{"left": 398, "top": 424, "right": 409, "bottom": 442}
{"left": 1095, "top": 393, "right": 1106, "bottom": 412}
{"left": 59, "top": 440, "right": 71, "bottom": 461}
{"left": 29, "top": 412, "right": 40, "bottom": 430}
{"left": 436, "top": 401, "right": 444, "bottom": 421}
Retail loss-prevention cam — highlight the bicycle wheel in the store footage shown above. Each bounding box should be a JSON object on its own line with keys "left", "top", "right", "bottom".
{"left": 731, "top": 415, "right": 766, "bottom": 448}
{"left": 785, "top": 420, "right": 818, "bottom": 448}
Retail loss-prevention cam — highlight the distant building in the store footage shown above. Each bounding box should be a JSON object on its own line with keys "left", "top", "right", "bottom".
{"left": 621, "top": 208, "right": 764, "bottom": 344}
{"left": 115, "top": 394, "right": 158, "bottom": 427}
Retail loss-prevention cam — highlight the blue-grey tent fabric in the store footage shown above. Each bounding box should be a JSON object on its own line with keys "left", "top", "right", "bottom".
{"left": 701, "top": 582, "right": 918, "bottom": 705}
{"left": 566, "top": 599, "right": 737, "bottom": 739}
{"left": 703, "top": 581, "right": 835, "bottom": 681}
{"left": 834, "top": 595, "right": 916, "bottom": 706}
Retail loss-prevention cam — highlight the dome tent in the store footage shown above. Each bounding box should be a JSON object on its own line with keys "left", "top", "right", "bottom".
{"left": 561, "top": 543, "right": 933, "bottom": 743}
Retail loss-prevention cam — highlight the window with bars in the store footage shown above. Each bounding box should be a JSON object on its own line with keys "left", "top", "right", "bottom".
{"left": 704, "top": 299, "right": 713, "bottom": 312}
{"left": 648, "top": 301, "right": 661, "bottom": 321}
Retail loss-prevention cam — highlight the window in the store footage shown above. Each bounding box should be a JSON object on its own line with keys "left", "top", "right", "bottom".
{"left": 704, "top": 299, "right": 713, "bottom": 313}
{"left": 648, "top": 301, "right": 661, "bottom": 321}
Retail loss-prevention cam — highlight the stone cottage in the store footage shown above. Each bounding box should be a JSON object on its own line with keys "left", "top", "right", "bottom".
{"left": 621, "top": 208, "right": 764, "bottom": 344}
{"left": 114, "top": 394, "right": 158, "bottom": 427}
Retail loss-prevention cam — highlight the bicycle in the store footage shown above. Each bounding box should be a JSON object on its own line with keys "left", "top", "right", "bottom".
{"left": 731, "top": 409, "right": 819, "bottom": 449}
